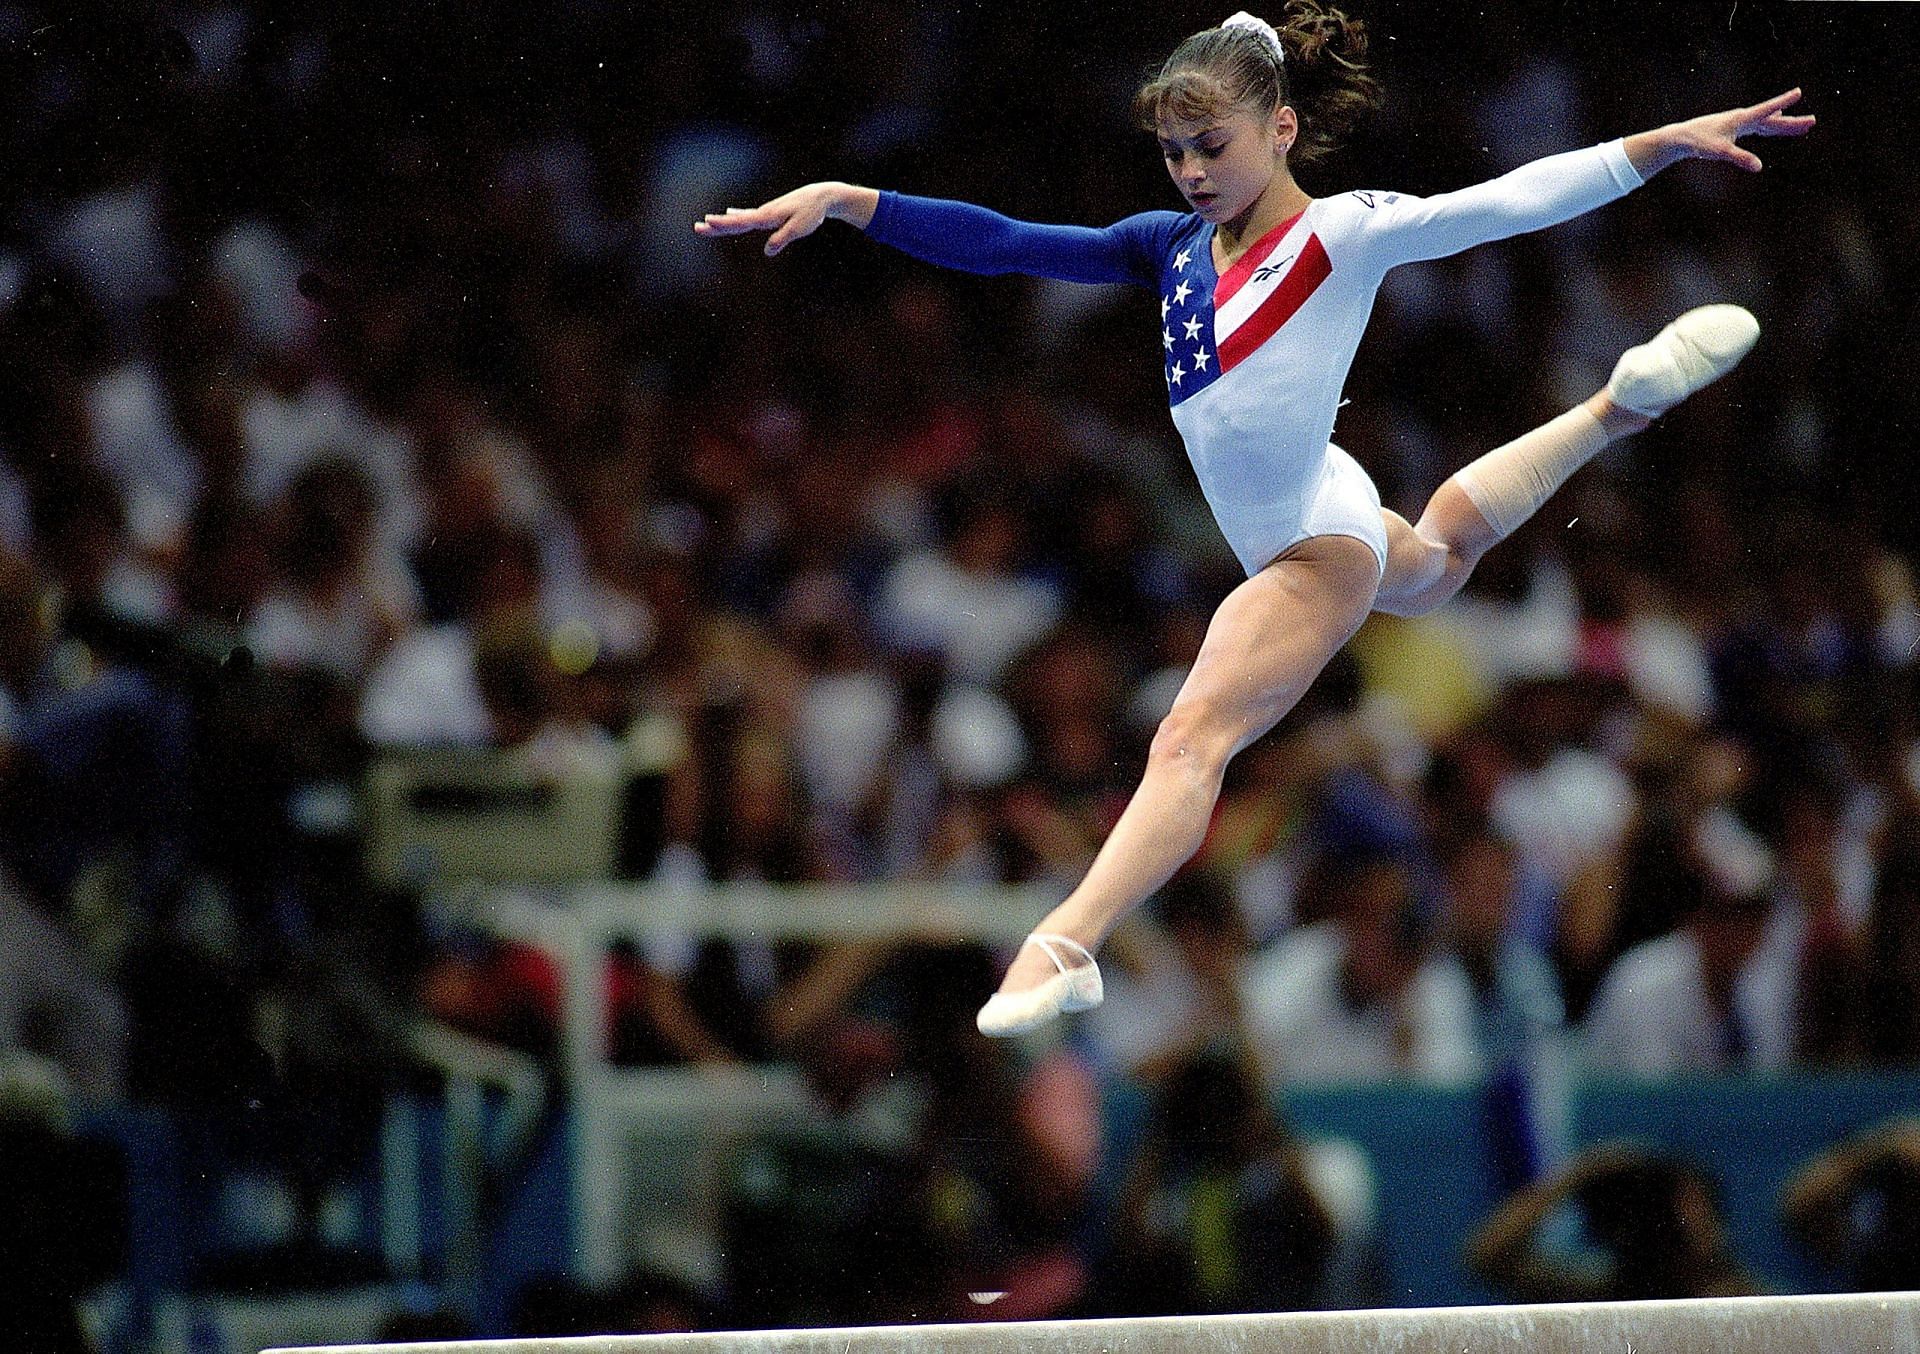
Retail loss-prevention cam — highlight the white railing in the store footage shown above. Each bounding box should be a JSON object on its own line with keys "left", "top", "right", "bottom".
{"left": 436, "top": 881, "right": 1055, "bottom": 1286}
{"left": 387, "top": 1021, "right": 549, "bottom": 1306}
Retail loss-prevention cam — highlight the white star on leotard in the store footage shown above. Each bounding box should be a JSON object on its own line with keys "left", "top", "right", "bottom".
{"left": 1169, "top": 362, "right": 1185, "bottom": 386}
{"left": 1192, "top": 348, "right": 1211, "bottom": 371}
{"left": 1183, "top": 316, "right": 1203, "bottom": 341}
{"left": 1161, "top": 295, "right": 1171, "bottom": 319}
{"left": 1162, "top": 327, "right": 1174, "bottom": 351}
{"left": 1173, "top": 247, "right": 1192, "bottom": 272}
{"left": 1172, "top": 279, "right": 1193, "bottom": 306}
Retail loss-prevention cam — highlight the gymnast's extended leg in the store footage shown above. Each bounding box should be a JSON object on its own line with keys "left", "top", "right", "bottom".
{"left": 977, "top": 533, "right": 1381, "bottom": 1035}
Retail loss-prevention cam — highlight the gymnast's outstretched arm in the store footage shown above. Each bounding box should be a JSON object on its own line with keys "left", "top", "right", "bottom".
{"left": 696, "top": 180, "right": 1177, "bottom": 286}
{"left": 1342, "top": 88, "right": 1814, "bottom": 271}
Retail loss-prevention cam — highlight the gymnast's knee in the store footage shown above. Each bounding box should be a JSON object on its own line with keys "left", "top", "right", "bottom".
{"left": 1148, "top": 701, "right": 1238, "bottom": 778}
{"left": 1375, "top": 533, "right": 1455, "bottom": 617}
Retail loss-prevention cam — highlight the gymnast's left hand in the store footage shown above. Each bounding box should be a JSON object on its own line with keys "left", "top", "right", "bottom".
{"left": 1628, "top": 88, "right": 1816, "bottom": 176}
{"left": 694, "top": 181, "right": 878, "bottom": 256}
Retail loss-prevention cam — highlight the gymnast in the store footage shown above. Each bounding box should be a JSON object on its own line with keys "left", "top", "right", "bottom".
{"left": 696, "top": 4, "right": 1814, "bottom": 1036}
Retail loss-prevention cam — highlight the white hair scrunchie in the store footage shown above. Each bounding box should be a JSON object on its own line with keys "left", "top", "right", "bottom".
{"left": 1221, "top": 10, "right": 1285, "bottom": 64}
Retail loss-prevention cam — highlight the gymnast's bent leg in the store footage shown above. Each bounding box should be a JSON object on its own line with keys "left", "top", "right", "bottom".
{"left": 1373, "top": 303, "right": 1760, "bottom": 617}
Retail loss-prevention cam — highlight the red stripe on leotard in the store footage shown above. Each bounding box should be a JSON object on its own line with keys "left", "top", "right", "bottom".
{"left": 1213, "top": 205, "right": 1309, "bottom": 308}
{"left": 1218, "top": 232, "right": 1331, "bottom": 372}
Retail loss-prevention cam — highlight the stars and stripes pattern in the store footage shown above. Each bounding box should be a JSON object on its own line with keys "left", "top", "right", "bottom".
{"left": 1164, "top": 208, "right": 1330, "bottom": 407}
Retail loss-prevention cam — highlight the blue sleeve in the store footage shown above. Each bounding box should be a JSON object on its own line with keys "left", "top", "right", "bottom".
{"left": 866, "top": 191, "right": 1178, "bottom": 288}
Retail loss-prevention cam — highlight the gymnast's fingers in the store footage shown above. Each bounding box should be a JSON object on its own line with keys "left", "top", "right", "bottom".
{"left": 1747, "top": 87, "right": 1802, "bottom": 118}
{"left": 1753, "top": 110, "right": 1816, "bottom": 139}
{"left": 764, "top": 213, "right": 818, "bottom": 256}
{"left": 693, "top": 206, "right": 779, "bottom": 237}
{"left": 1741, "top": 89, "right": 1814, "bottom": 138}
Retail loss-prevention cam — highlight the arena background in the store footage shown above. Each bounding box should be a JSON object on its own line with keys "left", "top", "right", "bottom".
{"left": 0, "top": 1, "right": 1916, "bottom": 1350}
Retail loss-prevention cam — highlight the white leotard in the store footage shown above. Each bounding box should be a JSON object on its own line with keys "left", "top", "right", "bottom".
{"left": 867, "top": 140, "right": 1645, "bottom": 574}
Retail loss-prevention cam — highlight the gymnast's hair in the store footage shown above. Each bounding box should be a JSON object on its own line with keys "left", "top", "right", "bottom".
{"left": 1133, "top": 1, "right": 1384, "bottom": 169}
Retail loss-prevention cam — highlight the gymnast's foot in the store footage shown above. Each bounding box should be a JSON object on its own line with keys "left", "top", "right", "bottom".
{"left": 1607, "top": 303, "right": 1760, "bottom": 418}
{"left": 975, "top": 933, "right": 1104, "bottom": 1037}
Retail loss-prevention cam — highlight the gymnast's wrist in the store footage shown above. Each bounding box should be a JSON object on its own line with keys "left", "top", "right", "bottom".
{"left": 823, "top": 182, "right": 881, "bottom": 229}
{"left": 1623, "top": 126, "right": 1688, "bottom": 178}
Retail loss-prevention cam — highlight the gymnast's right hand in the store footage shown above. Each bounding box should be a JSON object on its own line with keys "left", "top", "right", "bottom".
{"left": 693, "top": 181, "right": 879, "bottom": 256}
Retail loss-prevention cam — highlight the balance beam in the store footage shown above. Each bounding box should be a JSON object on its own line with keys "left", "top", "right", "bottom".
{"left": 269, "top": 1290, "right": 1920, "bottom": 1353}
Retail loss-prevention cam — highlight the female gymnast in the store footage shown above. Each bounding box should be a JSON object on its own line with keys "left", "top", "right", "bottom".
{"left": 696, "top": 5, "right": 1814, "bottom": 1036}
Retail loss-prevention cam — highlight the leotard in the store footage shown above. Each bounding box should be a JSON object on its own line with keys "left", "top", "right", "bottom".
{"left": 866, "top": 139, "right": 1644, "bottom": 574}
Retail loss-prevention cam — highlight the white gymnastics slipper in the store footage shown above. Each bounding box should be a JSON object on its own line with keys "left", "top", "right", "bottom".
{"left": 975, "top": 933, "right": 1103, "bottom": 1037}
{"left": 1608, "top": 303, "right": 1760, "bottom": 418}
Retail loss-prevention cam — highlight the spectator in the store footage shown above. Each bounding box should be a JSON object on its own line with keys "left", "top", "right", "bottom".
{"left": 30, "top": 460, "right": 173, "bottom": 625}
{"left": 876, "top": 489, "right": 1062, "bottom": 686}
{"left": 249, "top": 454, "right": 418, "bottom": 679}
{"left": 1486, "top": 677, "right": 1637, "bottom": 900}
{"left": 1781, "top": 1117, "right": 1920, "bottom": 1293}
{"left": 1437, "top": 826, "right": 1567, "bottom": 1188}
{"left": 1096, "top": 1051, "right": 1373, "bottom": 1315}
{"left": 0, "top": 548, "right": 192, "bottom": 917}
{"left": 1440, "top": 827, "right": 1563, "bottom": 1063}
{"left": 1582, "top": 872, "right": 1795, "bottom": 1076}
{"left": 0, "top": 875, "right": 128, "bottom": 1101}
{"left": 1466, "top": 1142, "right": 1757, "bottom": 1302}
{"left": 357, "top": 526, "right": 546, "bottom": 745}
{"left": 1241, "top": 852, "right": 1480, "bottom": 1088}
{"left": 1081, "top": 869, "right": 1252, "bottom": 1084}
{"left": 908, "top": 948, "right": 1099, "bottom": 1323}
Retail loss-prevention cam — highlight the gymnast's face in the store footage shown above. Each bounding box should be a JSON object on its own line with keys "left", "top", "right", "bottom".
{"left": 1157, "top": 100, "right": 1292, "bottom": 226}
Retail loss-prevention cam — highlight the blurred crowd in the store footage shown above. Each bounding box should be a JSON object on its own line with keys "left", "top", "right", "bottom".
{"left": 0, "top": 0, "right": 1916, "bottom": 1341}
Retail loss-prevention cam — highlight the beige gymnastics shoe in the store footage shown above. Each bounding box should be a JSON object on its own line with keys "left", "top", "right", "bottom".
{"left": 1607, "top": 303, "right": 1760, "bottom": 418}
